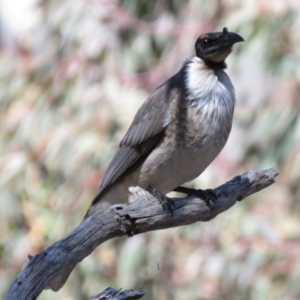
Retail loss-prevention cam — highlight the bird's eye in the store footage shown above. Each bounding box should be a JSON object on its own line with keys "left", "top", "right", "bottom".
{"left": 201, "top": 39, "right": 210, "bottom": 48}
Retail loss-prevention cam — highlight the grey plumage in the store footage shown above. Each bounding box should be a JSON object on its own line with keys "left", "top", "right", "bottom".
{"left": 86, "top": 27, "right": 244, "bottom": 217}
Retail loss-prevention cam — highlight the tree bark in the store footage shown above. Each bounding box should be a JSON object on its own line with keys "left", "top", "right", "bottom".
{"left": 92, "top": 287, "right": 145, "bottom": 300}
{"left": 5, "top": 168, "right": 278, "bottom": 300}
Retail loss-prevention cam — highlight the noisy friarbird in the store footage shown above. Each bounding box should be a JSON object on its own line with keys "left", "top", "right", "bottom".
{"left": 86, "top": 27, "right": 244, "bottom": 217}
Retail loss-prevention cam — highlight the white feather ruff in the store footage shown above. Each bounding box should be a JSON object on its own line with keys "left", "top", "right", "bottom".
{"left": 185, "top": 57, "right": 236, "bottom": 121}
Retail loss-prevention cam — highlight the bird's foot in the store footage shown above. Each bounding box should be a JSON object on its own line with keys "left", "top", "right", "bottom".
{"left": 173, "top": 186, "right": 217, "bottom": 212}
{"left": 146, "top": 187, "right": 175, "bottom": 215}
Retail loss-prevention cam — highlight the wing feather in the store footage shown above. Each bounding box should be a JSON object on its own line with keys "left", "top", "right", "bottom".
{"left": 120, "top": 86, "right": 171, "bottom": 147}
{"left": 91, "top": 75, "right": 181, "bottom": 205}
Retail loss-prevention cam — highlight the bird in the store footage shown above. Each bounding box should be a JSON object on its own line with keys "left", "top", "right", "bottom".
{"left": 85, "top": 27, "right": 244, "bottom": 217}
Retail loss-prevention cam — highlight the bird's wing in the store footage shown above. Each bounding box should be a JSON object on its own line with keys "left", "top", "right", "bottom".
{"left": 91, "top": 79, "right": 178, "bottom": 205}
{"left": 120, "top": 85, "right": 171, "bottom": 147}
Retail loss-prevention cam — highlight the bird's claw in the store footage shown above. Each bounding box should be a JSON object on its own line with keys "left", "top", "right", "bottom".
{"left": 195, "top": 189, "right": 217, "bottom": 212}
{"left": 146, "top": 187, "right": 175, "bottom": 216}
{"left": 173, "top": 186, "right": 217, "bottom": 212}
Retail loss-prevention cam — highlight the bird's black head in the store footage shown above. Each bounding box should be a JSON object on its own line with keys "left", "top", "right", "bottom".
{"left": 195, "top": 27, "right": 244, "bottom": 66}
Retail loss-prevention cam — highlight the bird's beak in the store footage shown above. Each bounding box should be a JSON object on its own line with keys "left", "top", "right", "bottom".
{"left": 195, "top": 27, "right": 244, "bottom": 63}
{"left": 222, "top": 27, "right": 244, "bottom": 45}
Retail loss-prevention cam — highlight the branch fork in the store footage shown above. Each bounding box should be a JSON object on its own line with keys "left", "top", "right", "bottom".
{"left": 5, "top": 168, "right": 278, "bottom": 300}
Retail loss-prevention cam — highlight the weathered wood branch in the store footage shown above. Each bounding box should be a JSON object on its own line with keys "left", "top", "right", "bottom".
{"left": 92, "top": 287, "right": 145, "bottom": 300}
{"left": 5, "top": 168, "right": 278, "bottom": 300}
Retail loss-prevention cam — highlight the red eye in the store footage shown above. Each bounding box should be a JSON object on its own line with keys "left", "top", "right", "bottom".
{"left": 201, "top": 39, "right": 209, "bottom": 47}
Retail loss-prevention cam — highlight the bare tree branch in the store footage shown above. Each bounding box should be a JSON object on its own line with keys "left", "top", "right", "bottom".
{"left": 92, "top": 287, "right": 145, "bottom": 300}
{"left": 5, "top": 168, "right": 278, "bottom": 300}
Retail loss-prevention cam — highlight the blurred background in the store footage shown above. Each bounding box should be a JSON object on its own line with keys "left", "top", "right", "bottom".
{"left": 1, "top": 0, "right": 300, "bottom": 299}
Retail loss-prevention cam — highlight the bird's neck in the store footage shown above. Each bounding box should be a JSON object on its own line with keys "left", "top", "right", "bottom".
{"left": 184, "top": 56, "right": 236, "bottom": 116}
{"left": 204, "top": 60, "right": 227, "bottom": 70}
